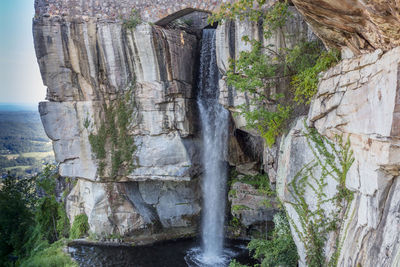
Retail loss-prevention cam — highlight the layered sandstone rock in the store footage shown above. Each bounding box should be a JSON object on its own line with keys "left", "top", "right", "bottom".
{"left": 292, "top": 0, "right": 400, "bottom": 54}
{"left": 229, "top": 182, "right": 279, "bottom": 235}
{"left": 278, "top": 47, "right": 400, "bottom": 266}
{"left": 34, "top": 1, "right": 204, "bottom": 236}
{"left": 33, "top": 0, "right": 263, "bottom": 239}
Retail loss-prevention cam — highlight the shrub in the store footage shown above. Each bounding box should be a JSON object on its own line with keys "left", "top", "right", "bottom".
{"left": 35, "top": 196, "right": 61, "bottom": 243}
{"left": 0, "top": 175, "right": 35, "bottom": 262}
{"left": 20, "top": 239, "right": 78, "bottom": 267}
{"left": 292, "top": 49, "right": 340, "bottom": 104}
{"left": 56, "top": 203, "right": 70, "bottom": 239}
{"left": 247, "top": 212, "right": 298, "bottom": 267}
{"left": 69, "top": 214, "right": 89, "bottom": 239}
{"left": 123, "top": 9, "right": 142, "bottom": 29}
{"left": 229, "top": 259, "right": 249, "bottom": 267}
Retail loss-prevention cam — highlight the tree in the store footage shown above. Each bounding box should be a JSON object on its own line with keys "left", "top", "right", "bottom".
{"left": 0, "top": 174, "right": 36, "bottom": 264}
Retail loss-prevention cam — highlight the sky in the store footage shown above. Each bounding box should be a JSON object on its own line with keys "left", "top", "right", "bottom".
{"left": 0, "top": 0, "right": 47, "bottom": 104}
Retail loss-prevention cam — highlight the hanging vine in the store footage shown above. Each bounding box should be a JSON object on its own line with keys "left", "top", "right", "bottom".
{"left": 287, "top": 121, "right": 354, "bottom": 266}
{"left": 87, "top": 83, "right": 138, "bottom": 179}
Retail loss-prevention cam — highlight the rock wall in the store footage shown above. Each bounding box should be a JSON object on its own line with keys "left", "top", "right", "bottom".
{"left": 292, "top": 0, "right": 400, "bottom": 54}
{"left": 277, "top": 47, "right": 400, "bottom": 266}
{"left": 33, "top": 0, "right": 208, "bottom": 237}
{"left": 35, "top": 22, "right": 201, "bottom": 183}
{"left": 33, "top": 0, "right": 268, "bottom": 240}
{"left": 34, "top": 0, "right": 222, "bottom": 24}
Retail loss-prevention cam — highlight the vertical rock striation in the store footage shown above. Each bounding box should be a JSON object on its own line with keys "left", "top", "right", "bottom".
{"left": 33, "top": 1, "right": 209, "bottom": 238}
{"left": 277, "top": 47, "right": 400, "bottom": 266}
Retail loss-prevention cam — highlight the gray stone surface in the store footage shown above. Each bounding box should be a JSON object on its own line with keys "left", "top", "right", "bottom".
{"left": 66, "top": 179, "right": 200, "bottom": 237}
{"left": 277, "top": 47, "right": 400, "bottom": 266}
{"left": 229, "top": 182, "right": 279, "bottom": 227}
{"left": 34, "top": 0, "right": 224, "bottom": 24}
{"left": 34, "top": 2, "right": 204, "bottom": 237}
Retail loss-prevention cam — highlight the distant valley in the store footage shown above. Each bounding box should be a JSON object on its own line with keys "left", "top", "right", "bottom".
{"left": 0, "top": 103, "right": 54, "bottom": 178}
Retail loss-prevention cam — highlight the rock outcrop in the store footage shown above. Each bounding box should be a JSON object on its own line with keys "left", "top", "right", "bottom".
{"left": 277, "top": 46, "right": 400, "bottom": 266}
{"left": 292, "top": 0, "right": 400, "bottom": 54}
{"left": 33, "top": 0, "right": 268, "bottom": 239}
{"left": 228, "top": 181, "right": 279, "bottom": 237}
{"left": 33, "top": 0, "right": 207, "bottom": 237}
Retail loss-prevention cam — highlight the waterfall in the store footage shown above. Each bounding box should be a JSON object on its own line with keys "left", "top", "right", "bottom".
{"left": 197, "top": 29, "right": 230, "bottom": 265}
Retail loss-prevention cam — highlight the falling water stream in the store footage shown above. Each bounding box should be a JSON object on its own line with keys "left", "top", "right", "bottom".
{"left": 185, "top": 28, "right": 231, "bottom": 266}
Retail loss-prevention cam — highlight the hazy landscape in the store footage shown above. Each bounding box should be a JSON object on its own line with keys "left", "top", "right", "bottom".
{"left": 0, "top": 103, "right": 54, "bottom": 178}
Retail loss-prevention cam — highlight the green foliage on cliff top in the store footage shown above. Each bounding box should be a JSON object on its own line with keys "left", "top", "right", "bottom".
{"left": 69, "top": 214, "right": 89, "bottom": 240}
{"left": 210, "top": 1, "right": 340, "bottom": 146}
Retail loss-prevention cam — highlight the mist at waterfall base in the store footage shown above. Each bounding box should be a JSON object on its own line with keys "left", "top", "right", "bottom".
{"left": 184, "top": 28, "right": 232, "bottom": 267}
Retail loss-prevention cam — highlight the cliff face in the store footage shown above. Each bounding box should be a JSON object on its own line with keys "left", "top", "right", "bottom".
{"left": 34, "top": 0, "right": 400, "bottom": 264}
{"left": 34, "top": 1, "right": 208, "bottom": 238}
{"left": 33, "top": 0, "right": 271, "bottom": 239}
{"left": 277, "top": 39, "right": 400, "bottom": 267}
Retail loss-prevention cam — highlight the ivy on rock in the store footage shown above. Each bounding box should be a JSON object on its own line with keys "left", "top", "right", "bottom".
{"left": 88, "top": 84, "right": 138, "bottom": 180}
{"left": 287, "top": 122, "right": 354, "bottom": 266}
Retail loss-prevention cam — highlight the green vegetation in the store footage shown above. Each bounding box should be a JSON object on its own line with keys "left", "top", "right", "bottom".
{"left": 229, "top": 259, "right": 249, "bottom": 267}
{"left": 88, "top": 86, "right": 137, "bottom": 179}
{"left": 228, "top": 169, "right": 297, "bottom": 266}
{"left": 20, "top": 239, "right": 78, "bottom": 267}
{"left": 229, "top": 212, "right": 298, "bottom": 267}
{"left": 232, "top": 205, "right": 251, "bottom": 212}
{"left": 287, "top": 122, "right": 354, "bottom": 266}
{"left": 69, "top": 214, "right": 89, "bottom": 239}
{"left": 123, "top": 8, "right": 142, "bottom": 29}
{"left": 292, "top": 50, "right": 340, "bottom": 104}
{"left": 0, "top": 165, "right": 77, "bottom": 266}
{"left": 248, "top": 212, "right": 298, "bottom": 267}
{"left": 209, "top": 1, "right": 340, "bottom": 146}
{"left": 0, "top": 175, "right": 36, "bottom": 264}
{"left": 231, "top": 172, "right": 275, "bottom": 197}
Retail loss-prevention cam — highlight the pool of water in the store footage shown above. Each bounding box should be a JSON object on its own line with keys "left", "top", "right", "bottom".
{"left": 68, "top": 238, "right": 256, "bottom": 267}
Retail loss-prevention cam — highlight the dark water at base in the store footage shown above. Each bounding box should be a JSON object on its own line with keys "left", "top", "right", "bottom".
{"left": 69, "top": 238, "right": 256, "bottom": 267}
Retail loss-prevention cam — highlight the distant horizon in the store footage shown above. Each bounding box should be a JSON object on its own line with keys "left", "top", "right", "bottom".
{"left": 0, "top": 101, "right": 43, "bottom": 105}
{"left": 0, "top": 102, "right": 40, "bottom": 112}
